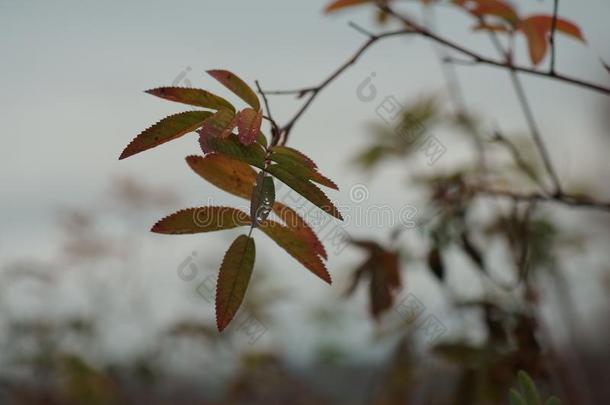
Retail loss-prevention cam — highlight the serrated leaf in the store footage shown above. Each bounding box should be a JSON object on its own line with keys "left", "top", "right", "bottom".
{"left": 270, "top": 151, "right": 338, "bottom": 190}
{"left": 518, "top": 15, "right": 585, "bottom": 65}
{"left": 272, "top": 202, "right": 327, "bottom": 260}
{"left": 216, "top": 234, "right": 256, "bottom": 332}
{"left": 119, "top": 111, "right": 212, "bottom": 159}
{"left": 324, "top": 0, "right": 372, "bottom": 14}
{"left": 250, "top": 171, "right": 275, "bottom": 228}
{"left": 518, "top": 371, "right": 541, "bottom": 405}
{"left": 151, "top": 206, "right": 250, "bottom": 234}
{"left": 198, "top": 109, "right": 237, "bottom": 139}
{"left": 259, "top": 219, "right": 331, "bottom": 283}
{"left": 207, "top": 134, "right": 267, "bottom": 167}
{"left": 265, "top": 164, "right": 342, "bottom": 221}
{"left": 186, "top": 154, "right": 257, "bottom": 199}
{"left": 207, "top": 70, "right": 260, "bottom": 110}
{"left": 271, "top": 146, "right": 318, "bottom": 168}
{"left": 236, "top": 108, "right": 263, "bottom": 145}
{"left": 145, "top": 87, "right": 235, "bottom": 111}
{"left": 510, "top": 389, "right": 527, "bottom": 405}
{"left": 256, "top": 132, "right": 268, "bottom": 148}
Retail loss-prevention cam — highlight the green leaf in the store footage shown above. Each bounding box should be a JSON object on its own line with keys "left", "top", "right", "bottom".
{"left": 544, "top": 397, "right": 562, "bottom": 405}
{"left": 216, "top": 235, "right": 256, "bottom": 332}
{"left": 207, "top": 69, "right": 260, "bottom": 110}
{"left": 257, "top": 132, "right": 268, "bottom": 148}
{"left": 272, "top": 202, "right": 327, "bottom": 259}
{"left": 145, "top": 87, "right": 235, "bottom": 111}
{"left": 151, "top": 206, "right": 250, "bottom": 234}
{"left": 271, "top": 146, "right": 317, "bottom": 168}
{"left": 259, "top": 219, "right": 331, "bottom": 283}
{"left": 119, "top": 111, "right": 212, "bottom": 159}
{"left": 518, "top": 371, "right": 541, "bottom": 405}
{"left": 236, "top": 108, "right": 263, "bottom": 145}
{"left": 250, "top": 171, "right": 275, "bottom": 228}
{"left": 510, "top": 389, "right": 527, "bottom": 405}
{"left": 186, "top": 154, "right": 256, "bottom": 200}
{"left": 207, "top": 134, "right": 266, "bottom": 167}
{"left": 269, "top": 150, "right": 338, "bottom": 190}
{"left": 198, "top": 109, "right": 237, "bottom": 139}
{"left": 266, "top": 164, "right": 343, "bottom": 221}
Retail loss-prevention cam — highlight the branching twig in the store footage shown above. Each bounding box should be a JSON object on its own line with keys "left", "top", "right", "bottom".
{"left": 277, "top": 28, "right": 415, "bottom": 144}
{"left": 377, "top": 3, "right": 610, "bottom": 96}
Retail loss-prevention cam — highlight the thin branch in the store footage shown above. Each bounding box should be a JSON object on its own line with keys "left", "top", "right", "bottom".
{"left": 348, "top": 21, "right": 375, "bottom": 38}
{"left": 377, "top": 3, "right": 610, "bottom": 97}
{"left": 508, "top": 70, "right": 563, "bottom": 195}
{"left": 491, "top": 129, "right": 547, "bottom": 193}
{"left": 279, "top": 28, "right": 415, "bottom": 144}
{"left": 255, "top": 80, "right": 280, "bottom": 146}
{"left": 469, "top": 186, "right": 610, "bottom": 211}
{"left": 550, "top": 0, "right": 560, "bottom": 74}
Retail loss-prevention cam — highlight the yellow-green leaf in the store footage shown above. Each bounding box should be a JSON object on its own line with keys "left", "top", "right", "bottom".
{"left": 266, "top": 164, "right": 343, "bottom": 220}
{"left": 207, "top": 134, "right": 266, "bottom": 167}
{"left": 271, "top": 146, "right": 318, "bottom": 168}
{"left": 270, "top": 151, "right": 338, "bottom": 190}
{"left": 207, "top": 70, "right": 260, "bottom": 110}
{"left": 216, "top": 235, "right": 256, "bottom": 332}
{"left": 151, "top": 206, "right": 250, "bottom": 234}
{"left": 119, "top": 111, "right": 212, "bottom": 159}
{"left": 250, "top": 172, "right": 275, "bottom": 228}
{"left": 199, "top": 109, "right": 237, "bottom": 139}
{"left": 145, "top": 87, "right": 235, "bottom": 111}
{"left": 186, "top": 154, "right": 257, "bottom": 200}
{"left": 260, "top": 219, "right": 331, "bottom": 283}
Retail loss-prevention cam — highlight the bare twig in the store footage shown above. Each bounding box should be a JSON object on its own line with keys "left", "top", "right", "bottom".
{"left": 255, "top": 80, "right": 281, "bottom": 146}
{"left": 469, "top": 186, "right": 610, "bottom": 211}
{"left": 278, "top": 27, "right": 415, "bottom": 144}
{"left": 550, "top": 0, "right": 560, "bottom": 74}
{"left": 377, "top": 3, "right": 610, "bottom": 96}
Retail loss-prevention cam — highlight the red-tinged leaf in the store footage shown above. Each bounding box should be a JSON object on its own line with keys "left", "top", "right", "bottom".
{"left": 145, "top": 87, "right": 235, "bottom": 111}
{"left": 198, "top": 109, "right": 236, "bottom": 139}
{"left": 348, "top": 239, "right": 401, "bottom": 318}
{"left": 186, "top": 154, "right": 257, "bottom": 199}
{"left": 453, "top": 0, "right": 519, "bottom": 25}
{"left": 216, "top": 235, "right": 256, "bottom": 332}
{"left": 250, "top": 171, "right": 275, "bottom": 228}
{"left": 271, "top": 146, "right": 318, "bottom": 168}
{"left": 207, "top": 134, "right": 267, "bottom": 167}
{"left": 518, "top": 15, "right": 585, "bottom": 65}
{"left": 207, "top": 70, "right": 260, "bottom": 110}
{"left": 272, "top": 202, "right": 328, "bottom": 260}
{"left": 119, "top": 111, "right": 212, "bottom": 160}
{"left": 324, "top": 0, "right": 372, "bottom": 14}
{"left": 259, "top": 219, "right": 331, "bottom": 283}
{"left": 151, "top": 206, "right": 250, "bottom": 234}
{"left": 269, "top": 151, "right": 338, "bottom": 190}
{"left": 472, "top": 22, "right": 510, "bottom": 33}
{"left": 265, "top": 164, "right": 343, "bottom": 221}
{"left": 236, "top": 108, "right": 263, "bottom": 145}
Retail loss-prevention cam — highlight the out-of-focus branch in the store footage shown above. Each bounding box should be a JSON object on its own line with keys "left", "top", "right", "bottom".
{"left": 378, "top": 3, "right": 610, "bottom": 97}
{"left": 550, "top": 0, "right": 560, "bottom": 74}
{"left": 469, "top": 185, "right": 610, "bottom": 211}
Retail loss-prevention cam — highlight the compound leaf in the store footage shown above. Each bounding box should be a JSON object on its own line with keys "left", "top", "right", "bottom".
{"left": 186, "top": 154, "right": 256, "bottom": 199}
